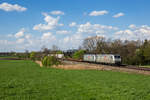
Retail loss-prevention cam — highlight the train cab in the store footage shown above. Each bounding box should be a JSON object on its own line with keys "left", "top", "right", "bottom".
{"left": 114, "top": 55, "right": 121, "bottom": 65}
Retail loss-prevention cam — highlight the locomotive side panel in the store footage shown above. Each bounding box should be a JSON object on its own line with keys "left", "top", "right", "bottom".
{"left": 96, "top": 54, "right": 115, "bottom": 64}
{"left": 83, "top": 54, "right": 96, "bottom": 62}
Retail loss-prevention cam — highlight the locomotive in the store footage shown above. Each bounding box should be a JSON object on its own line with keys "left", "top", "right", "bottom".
{"left": 83, "top": 54, "right": 121, "bottom": 65}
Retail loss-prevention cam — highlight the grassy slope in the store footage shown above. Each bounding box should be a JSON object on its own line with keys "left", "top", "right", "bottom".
{"left": 0, "top": 60, "right": 150, "bottom": 100}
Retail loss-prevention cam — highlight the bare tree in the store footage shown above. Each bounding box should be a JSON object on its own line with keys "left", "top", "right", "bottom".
{"left": 41, "top": 45, "right": 49, "bottom": 55}
{"left": 83, "top": 36, "right": 105, "bottom": 53}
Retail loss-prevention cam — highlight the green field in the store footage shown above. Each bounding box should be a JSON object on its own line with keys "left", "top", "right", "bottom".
{"left": 0, "top": 60, "right": 150, "bottom": 100}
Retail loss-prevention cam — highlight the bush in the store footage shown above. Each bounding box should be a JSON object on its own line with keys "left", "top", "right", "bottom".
{"left": 42, "top": 56, "right": 61, "bottom": 67}
{"left": 73, "top": 50, "right": 85, "bottom": 60}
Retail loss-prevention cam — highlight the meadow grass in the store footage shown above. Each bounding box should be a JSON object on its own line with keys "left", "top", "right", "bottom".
{"left": 0, "top": 60, "right": 150, "bottom": 100}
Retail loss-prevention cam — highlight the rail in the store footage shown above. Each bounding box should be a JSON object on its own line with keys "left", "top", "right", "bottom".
{"left": 62, "top": 58, "right": 150, "bottom": 72}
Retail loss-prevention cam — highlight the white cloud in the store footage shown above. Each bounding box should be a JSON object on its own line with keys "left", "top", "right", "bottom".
{"left": 0, "top": 2, "right": 27, "bottom": 12}
{"left": 3, "top": 18, "right": 150, "bottom": 52}
{"left": 0, "top": 40, "right": 15, "bottom": 52}
{"left": 77, "top": 22, "right": 118, "bottom": 34}
{"left": 33, "top": 13, "right": 63, "bottom": 31}
{"left": 13, "top": 29, "right": 35, "bottom": 47}
{"left": 40, "top": 32, "right": 57, "bottom": 48}
{"left": 16, "top": 38, "right": 24, "bottom": 44}
{"left": 41, "top": 32, "right": 56, "bottom": 41}
{"left": 140, "top": 25, "right": 150, "bottom": 30}
{"left": 89, "top": 10, "right": 108, "bottom": 16}
{"left": 62, "top": 33, "right": 83, "bottom": 49}
{"left": 113, "top": 12, "right": 124, "bottom": 18}
{"left": 95, "top": 30, "right": 105, "bottom": 34}
{"left": 69, "top": 22, "right": 77, "bottom": 27}
{"left": 115, "top": 30, "right": 133, "bottom": 35}
{"left": 56, "top": 30, "right": 70, "bottom": 34}
{"left": 64, "top": 36, "right": 70, "bottom": 43}
{"left": 129, "top": 24, "right": 136, "bottom": 29}
{"left": 42, "top": 32, "right": 52, "bottom": 40}
{"left": 50, "top": 10, "right": 64, "bottom": 15}
{"left": 25, "top": 34, "right": 31, "bottom": 39}
{"left": 15, "top": 28, "right": 25, "bottom": 38}
{"left": 114, "top": 25, "right": 150, "bottom": 40}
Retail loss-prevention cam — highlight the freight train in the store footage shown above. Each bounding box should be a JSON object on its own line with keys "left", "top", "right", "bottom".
{"left": 83, "top": 54, "right": 121, "bottom": 65}
{"left": 49, "top": 52, "right": 121, "bottom": 65}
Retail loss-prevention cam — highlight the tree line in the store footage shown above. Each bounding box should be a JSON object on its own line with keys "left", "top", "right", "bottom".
{"left": 81, "top": 36, "right": 150, "bottom": 65}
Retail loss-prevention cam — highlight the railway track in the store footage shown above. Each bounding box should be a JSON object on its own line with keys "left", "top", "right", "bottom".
{"left": 62, "top": 58, "right": 150, "bottom": 72}
{"left": 122, "top": 65, "right": 150, "bottom": 71}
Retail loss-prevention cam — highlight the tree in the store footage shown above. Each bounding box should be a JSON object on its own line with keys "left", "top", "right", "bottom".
{"left": 135, "top": 49, "right": 143, "bottom": 65}
{"left": 110, "top": 39, "right": 123, "bottom": 54}
{"left": 136, "top": 39, "right": 150, "bottom": 65}
{"left": 143, "top": 42, "right": 150, "bottom": 64}
{"left": 96, "top": 37, "right": 109, "bottom": 54}
{"left": 73, "top": 50, "right": 85, "bottom": 60}
{"left": 42, "top": 56, "right": 61, "bottom": 67}
{"left": 83, "top": 36, "right": 105, "bottom": 53}
{"left": 30, "top": 51, "right": 36, "bottom": 61}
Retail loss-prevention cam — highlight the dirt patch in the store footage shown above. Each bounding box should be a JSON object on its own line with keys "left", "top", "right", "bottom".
{"left": 35, "top": 61, "right": 43, "bottom": 67}
{"left": 35, "top": 60, "right": 150, "bottom": 75}
{"left": 54, "top": 64, "right": 150, "bottom": 75}
{"left": 53, "top": 64, "right": 101, "bottom": 70}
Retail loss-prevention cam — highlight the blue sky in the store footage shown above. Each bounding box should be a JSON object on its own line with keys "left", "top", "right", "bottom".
{"left": 0, "top": 0, "right": 150, "bottom": 52}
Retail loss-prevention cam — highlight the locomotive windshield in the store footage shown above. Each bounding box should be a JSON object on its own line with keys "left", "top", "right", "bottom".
{"left": 114, "top": 55, "right": 121, "bottom": 58}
